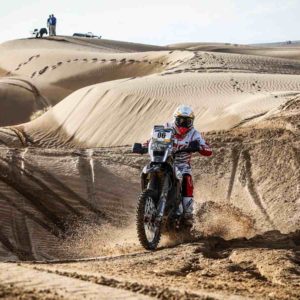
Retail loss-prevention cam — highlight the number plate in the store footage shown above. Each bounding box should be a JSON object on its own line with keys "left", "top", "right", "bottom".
{"left": 152, "top": 129, "right": 172, "bottom": 142}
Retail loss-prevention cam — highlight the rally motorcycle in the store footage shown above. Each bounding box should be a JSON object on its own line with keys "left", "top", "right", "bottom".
{"left": 132, "top": 125, "right": 200, "bottom": 250}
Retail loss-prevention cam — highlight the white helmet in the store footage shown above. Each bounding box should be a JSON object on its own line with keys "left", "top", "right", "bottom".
{"left": 173, "top": 105, "right": 195, "bottom": 135}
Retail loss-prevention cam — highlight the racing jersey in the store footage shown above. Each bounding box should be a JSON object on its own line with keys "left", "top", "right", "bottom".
{"left": 165, "top": 122, "right": 211, "bottom": 165}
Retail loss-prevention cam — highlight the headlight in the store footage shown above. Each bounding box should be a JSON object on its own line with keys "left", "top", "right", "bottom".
{"left": 151, "top": 142, "right": 166, "bottom": 151}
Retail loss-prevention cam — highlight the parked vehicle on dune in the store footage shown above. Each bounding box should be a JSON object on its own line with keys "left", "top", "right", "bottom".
{"left": 73, "top": 32, "right": 102, "bottom": 39}
{"left": 133, "top": 125, "right": 200, "bottom": 250}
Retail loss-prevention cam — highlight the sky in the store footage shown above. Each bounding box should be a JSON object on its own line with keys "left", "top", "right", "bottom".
{"left": 0, "top": 0, "right": 299, "bottom": 45}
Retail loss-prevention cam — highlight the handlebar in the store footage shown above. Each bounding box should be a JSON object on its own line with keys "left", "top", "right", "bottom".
{"left": 133, "top": 143, "right": 201, "bottom": 155}
{"left": 174, "top": 147, "right": 200, "bottom": 154}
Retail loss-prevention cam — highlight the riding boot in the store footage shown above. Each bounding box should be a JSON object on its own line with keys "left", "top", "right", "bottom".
{"left": 183, "top": 197, "right": 194, "bottom": 226}
{"left": 176, "top": 202, "right": 183, "bottom": 216}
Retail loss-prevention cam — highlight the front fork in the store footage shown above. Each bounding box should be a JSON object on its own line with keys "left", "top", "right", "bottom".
{"left": 156, "top": 176, "right": 169, "bottom": 220}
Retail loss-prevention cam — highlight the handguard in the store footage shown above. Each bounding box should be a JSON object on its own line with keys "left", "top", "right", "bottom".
{"left": 132, "top": 143, "right": 148, "bottom": 154}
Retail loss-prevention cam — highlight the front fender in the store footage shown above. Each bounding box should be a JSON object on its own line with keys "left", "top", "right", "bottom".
{"left": 141, "top": 163, "right": 166, "bottom": 192}
{"left": 142, "top": 164, "right": 163, "bottom": 174}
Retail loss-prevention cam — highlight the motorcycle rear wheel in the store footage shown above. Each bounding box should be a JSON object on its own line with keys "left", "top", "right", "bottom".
{"left": 136, "top": 190, "right": 161, "bottom": 250}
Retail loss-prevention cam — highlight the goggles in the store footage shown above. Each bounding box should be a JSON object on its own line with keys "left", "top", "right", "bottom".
{"left": 175, "top": 116, "right": 193, "bottom": 128}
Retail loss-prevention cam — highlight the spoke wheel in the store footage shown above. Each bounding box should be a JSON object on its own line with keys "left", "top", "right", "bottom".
{"left": 136, "top": 190, "right": 161, "bottom": 250}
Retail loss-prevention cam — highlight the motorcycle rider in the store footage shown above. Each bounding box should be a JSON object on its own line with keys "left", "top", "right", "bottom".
{"left": 145, "top": 105, "right": 212, "bottom": 225}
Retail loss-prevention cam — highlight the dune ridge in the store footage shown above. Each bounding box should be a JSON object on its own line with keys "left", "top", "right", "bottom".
{"left": 168, "top": 42, "right": 300, "bottom": 60}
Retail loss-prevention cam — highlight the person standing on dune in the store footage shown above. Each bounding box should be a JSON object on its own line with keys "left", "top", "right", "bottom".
{"left": 49, "top": 14, "right": 57, "bottom": 36}
{"left": 47, "top": 15, "right": 51, "bottom": 33}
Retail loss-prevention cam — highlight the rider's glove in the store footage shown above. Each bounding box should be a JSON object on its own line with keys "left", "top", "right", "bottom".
{"left": 199, "top": 143, "right": 213, "bottom": 156}
{"left": 188, "top": 140, "right": 201, "bottom": 152}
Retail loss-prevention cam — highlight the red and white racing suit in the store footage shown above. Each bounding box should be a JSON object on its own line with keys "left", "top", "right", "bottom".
{"left": 146, "top": 123, "right": 212, "bottom": 217}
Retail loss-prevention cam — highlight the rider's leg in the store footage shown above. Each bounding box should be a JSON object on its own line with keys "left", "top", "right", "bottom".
{"left": 182, "top": 174, "right": 194, "bottom": 221}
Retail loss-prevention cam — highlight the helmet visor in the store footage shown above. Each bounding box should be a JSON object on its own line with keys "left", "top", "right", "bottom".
{"left": 175, "top": 116, "right": 193, "bottom": 128}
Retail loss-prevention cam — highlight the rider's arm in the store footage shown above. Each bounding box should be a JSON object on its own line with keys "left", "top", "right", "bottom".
{"left": 192, "top": 131, "right": 212, "bottom": 157}
{"left": 199, "top": 143, "right": 212, "bottom": 156}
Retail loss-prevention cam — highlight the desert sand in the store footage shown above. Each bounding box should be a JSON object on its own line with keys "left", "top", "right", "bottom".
{"left": 0, "top": 36, "right": 299, "bottom": 299}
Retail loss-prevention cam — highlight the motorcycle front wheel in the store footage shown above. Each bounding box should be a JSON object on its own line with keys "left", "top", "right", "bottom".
{"left": 136, "top": 190, "right": 161, "bottom": 250}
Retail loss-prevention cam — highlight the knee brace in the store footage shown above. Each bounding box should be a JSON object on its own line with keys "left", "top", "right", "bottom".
{"left": 182, "top": 174, "right": 193, "bottom": 197}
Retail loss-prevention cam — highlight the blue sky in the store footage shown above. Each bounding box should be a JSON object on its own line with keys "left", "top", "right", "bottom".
{"left": 0, "top": 0, "right": 299, "bottom": 45}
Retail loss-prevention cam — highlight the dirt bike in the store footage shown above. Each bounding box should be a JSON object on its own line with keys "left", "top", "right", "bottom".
{"left": 132, "top": 125, "right": 200, "bottom": 250}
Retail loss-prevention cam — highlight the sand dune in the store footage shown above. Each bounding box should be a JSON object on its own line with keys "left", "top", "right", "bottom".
{"left": 4, "top": 72, "right": 298, "bottom": 148}
{"left": 0, "top": 38, "right": 192, "bottom": 125}
{"left": 2, "top": 37, "right": 300, "bottom": 127}
{"left": 0, "top": 37, "right": 299, "bottom": 299}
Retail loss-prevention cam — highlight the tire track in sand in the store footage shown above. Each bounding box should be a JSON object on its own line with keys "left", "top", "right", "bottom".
{"left": 241, "top": 150, "right": 276, "bottom": 229}
{"left": 227, "top": 147, "right": 241, "bottom": 200}
{"left": 0, "top": 156, "right": 66, "bottom": 235}
{"left": 0, "top": 263, "right": 152, "bottom": 300}
{"left": 29, "top": 265, "right": 214, "bottom": 299}
{"left": 9, "top": 150, "right": 34, "bottom": 260}
{"left": 0, "top": 191, "right": 60, "bottom": 237}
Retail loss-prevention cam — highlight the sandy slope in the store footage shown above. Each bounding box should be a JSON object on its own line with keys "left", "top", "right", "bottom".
{"left": 0, "top": 130, "right": 299, "bottom": 298}
{"left": 7, "top": 72, "right": 300, "bottom": 148}
{"left": 0, "top": 146, "right": 140, "bottom": 261}
{"left": 0, "top": 37, "right": 299, "bottom": 299}
{"left": 0, "top": 122, "right": 298, "bottom": 298}
{"left": 0, "top": 97, "right": 298, "bottom": 259}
